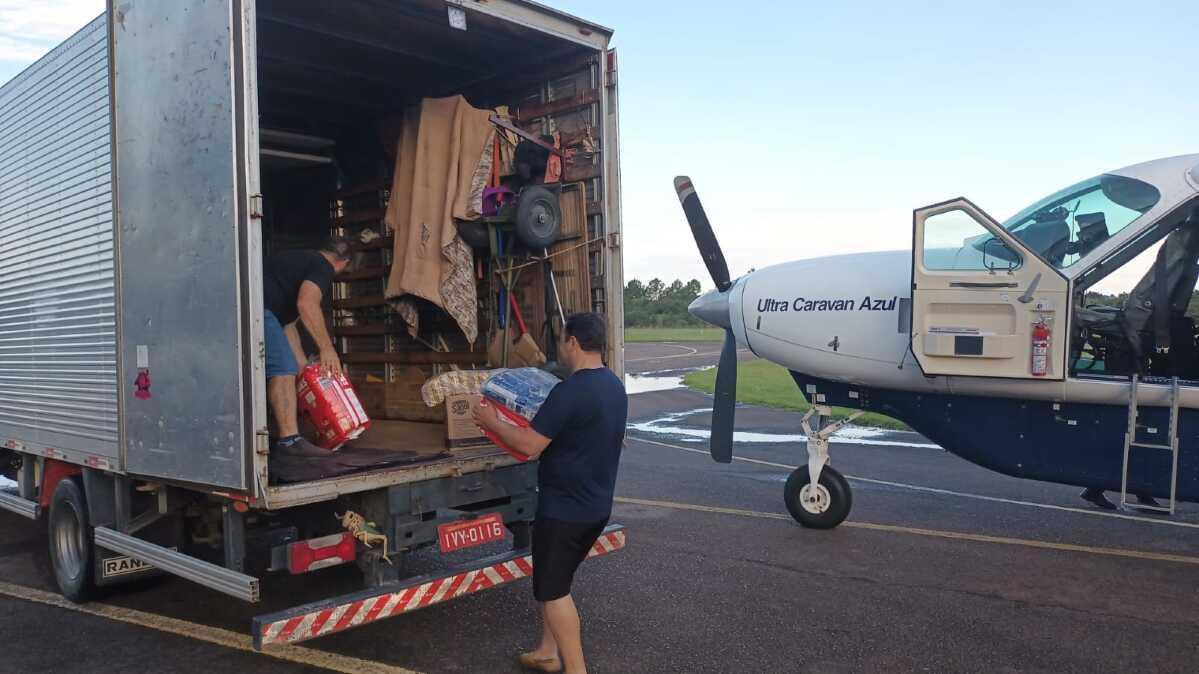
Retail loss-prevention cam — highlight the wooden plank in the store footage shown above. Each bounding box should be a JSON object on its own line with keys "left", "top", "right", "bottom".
{"left": 515, "top": 89, "right": 599, "bottom": 122}
{"left": 335, "top": 267, "right": 388, "bottom": 282}
{"left": 336, "top": 180, "right": 389, "bottom": 199}
{"left": 560, "top": 127, "right": 596, "bottom": 148}
{"left": 333, "top": 207, "right": 387, "bottom": 227}
{"left": 334, "top": 324, "right": 399, "bottom": 336}
{"left": 563, "top": 161, "right": 601, "bottom": 183}
{"left": 341, "top": 351, "right": 486, "bottom": 366}
{"left": 333, "top": 295, "right": 387, "bottom": 309}
{"left": 354, "top": 368, "right": 445, "bottom": 423}
{"left": 551, "top": 187, "right": 592, "bottom": 317}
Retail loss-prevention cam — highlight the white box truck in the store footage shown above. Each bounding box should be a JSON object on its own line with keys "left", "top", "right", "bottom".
{"left": 0, "top": 0, "right": 625, "bottom": 648}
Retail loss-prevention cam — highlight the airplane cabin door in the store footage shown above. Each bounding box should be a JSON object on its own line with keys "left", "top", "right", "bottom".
{"left": 911, "top": 198, "right": 1069, "bottom": 379}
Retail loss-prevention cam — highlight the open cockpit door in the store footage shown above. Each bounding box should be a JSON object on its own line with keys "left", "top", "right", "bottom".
{"left": 911, "top": 199, "right": 1069, "bottom": 379}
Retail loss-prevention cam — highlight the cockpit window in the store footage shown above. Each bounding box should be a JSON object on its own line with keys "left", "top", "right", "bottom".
{"left": 972, "top": 174, "right": 1160, "bottom": 269}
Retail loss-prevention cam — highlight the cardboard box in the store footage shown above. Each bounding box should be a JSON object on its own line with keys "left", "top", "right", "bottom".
{"left": 445, "top": 393, "right": 493, "bottom": 449}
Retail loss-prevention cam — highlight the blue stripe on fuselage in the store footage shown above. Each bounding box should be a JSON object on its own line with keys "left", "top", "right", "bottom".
{"left": 789, "top": 372, "right": 1196, "bottom": 502}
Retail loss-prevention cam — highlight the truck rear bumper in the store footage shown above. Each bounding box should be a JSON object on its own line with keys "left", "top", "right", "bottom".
{"left": 252, "top": 524, "right": 626, "bottom": 650}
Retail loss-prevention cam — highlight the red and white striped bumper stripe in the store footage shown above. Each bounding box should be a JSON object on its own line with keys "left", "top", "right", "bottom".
{"left": 255, "top": 526, "right": 626, "bottom": 649}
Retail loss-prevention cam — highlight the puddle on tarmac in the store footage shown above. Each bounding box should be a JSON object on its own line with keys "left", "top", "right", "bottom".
{"left": 628, "top": 408, "right": 940, "bottom": 449}
{"left": 624, "top": 368, "right": 705, "bottom": 395}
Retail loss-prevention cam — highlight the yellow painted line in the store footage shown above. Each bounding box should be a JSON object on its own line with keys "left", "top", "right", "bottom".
{"left": 0, "top": 580, "right": 421, "bottom": 674}
{"left": 614, "top": 496, "right": 1199, "bottom": 567}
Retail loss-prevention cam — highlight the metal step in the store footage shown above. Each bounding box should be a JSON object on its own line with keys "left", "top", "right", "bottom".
{"left": 1129, "top": 442, "right": 1173, "bottom": 451}
{"left": 94, "top": 526, "right": 259, "bottom": 602}
{"left": 1121, "top": 375, "right": 1180, "bottom": 514}
{"left": 0, "top": 490, "right": 39, "bottom": 519}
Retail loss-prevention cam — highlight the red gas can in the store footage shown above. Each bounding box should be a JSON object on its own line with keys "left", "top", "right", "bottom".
{"left": 297, "top": 364, "right": 371, "bottom": 450}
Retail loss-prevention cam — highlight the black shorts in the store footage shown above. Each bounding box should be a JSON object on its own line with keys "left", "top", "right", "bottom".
{"left": 531, "top": 517, "right": 607, "bottom": 602}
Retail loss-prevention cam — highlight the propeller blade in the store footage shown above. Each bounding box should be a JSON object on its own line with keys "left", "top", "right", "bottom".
{"left": 674, "top": 176, "right": 731, "bottom": 292}
{"left": 710, "top": 328, "right": 737, "bottom": 463}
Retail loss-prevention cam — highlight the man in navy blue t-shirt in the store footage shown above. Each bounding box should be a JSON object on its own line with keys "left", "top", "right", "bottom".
{"left": 473, "top": 313, "right": 626, "bottom": 674}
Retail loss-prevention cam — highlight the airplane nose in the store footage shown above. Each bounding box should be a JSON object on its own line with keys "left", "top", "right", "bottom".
{"left": 689, "top": 288, "right": 730, "bottom": 329}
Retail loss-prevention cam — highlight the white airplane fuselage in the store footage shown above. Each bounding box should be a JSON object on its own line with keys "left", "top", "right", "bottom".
{"left": 695, "top": 154, "right": 1199, "bottom": 504}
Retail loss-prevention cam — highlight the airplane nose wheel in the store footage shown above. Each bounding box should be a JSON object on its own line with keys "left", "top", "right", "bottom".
{"left": 786, "top": 406, "right": 860, "bottom": 529}
{"left": 784, "top": 465, "right": 852, "bottom": 529}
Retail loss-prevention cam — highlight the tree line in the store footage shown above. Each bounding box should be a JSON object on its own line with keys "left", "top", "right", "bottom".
{"left": 624, "top": 279, "right": 706, "bottom": 327}
{"left": 1084, "top": 290, "right": 1199, "bottom": 316}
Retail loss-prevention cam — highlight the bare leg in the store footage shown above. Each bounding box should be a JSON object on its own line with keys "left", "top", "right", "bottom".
{"left": 268, "top": 375, "right": 299, "bottom": 437}
{"left": 544, "top": 595, "right": 585, "bottom": 674}
{"left": 530, "top": 603, "right": 559, "bottom": 659}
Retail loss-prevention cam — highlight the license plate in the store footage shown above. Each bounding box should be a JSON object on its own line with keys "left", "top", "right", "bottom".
{"left": 438, "top": 513, "right": 506, "bottom": 553}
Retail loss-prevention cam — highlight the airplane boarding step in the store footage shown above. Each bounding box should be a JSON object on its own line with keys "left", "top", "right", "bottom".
{"left": 1121, "top": 374, "right": 1180, "bottom": 514}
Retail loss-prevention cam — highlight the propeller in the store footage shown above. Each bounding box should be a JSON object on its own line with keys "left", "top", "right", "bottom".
{"left": 674, "top": 176, "right": 736, "bottom": 463}
{"left": 674, "top": 177, "right": 731, "bottom": 292}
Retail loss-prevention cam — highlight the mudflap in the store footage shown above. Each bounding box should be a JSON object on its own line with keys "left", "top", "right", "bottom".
{"left": 252, "top": 524, "right": 626, "bottom": 650}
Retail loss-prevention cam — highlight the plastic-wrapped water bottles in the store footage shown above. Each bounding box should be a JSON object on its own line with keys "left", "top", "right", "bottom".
{"left": 481, "top": 368, "right": 561, "bottom": 420}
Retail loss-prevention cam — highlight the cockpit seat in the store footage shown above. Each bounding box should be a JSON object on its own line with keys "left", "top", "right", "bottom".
{"left": 1121, "top": 212, "right": 1199, "bottom": 374}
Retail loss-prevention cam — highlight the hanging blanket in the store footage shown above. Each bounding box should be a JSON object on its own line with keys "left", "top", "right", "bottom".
{"left": 385, "top": 95, "right": 495, "bottom": 345}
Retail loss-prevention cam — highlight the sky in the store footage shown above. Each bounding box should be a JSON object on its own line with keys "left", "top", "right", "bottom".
{"left": 3, "top": 0, "right": 1197, "bottom": 291}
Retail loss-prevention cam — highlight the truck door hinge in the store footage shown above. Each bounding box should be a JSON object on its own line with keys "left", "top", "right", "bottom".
{"left": 254, "top": 429, "right": 270, "bottom": 455}
{"left": 250, "top": 194, "right": 264, "bottom": 219}
{"left": 608, "top": 232, "right": 621, "bottom": 249}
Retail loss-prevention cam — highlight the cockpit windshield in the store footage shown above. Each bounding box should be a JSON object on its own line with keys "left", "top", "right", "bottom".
{"left": 971, "top": 174, "right": 1161, "bottom": 268}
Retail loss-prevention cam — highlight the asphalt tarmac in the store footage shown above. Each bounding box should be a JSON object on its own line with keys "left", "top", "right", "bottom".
{"left": 0, "top": 342, "right": 1196, "bottom": 673}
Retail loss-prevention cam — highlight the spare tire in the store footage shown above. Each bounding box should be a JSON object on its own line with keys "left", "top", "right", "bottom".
{"left": 514, "top": 186, "right": 562, "bottom": 249}
{"left": 456, "top": 220, "right": 490, "bottom": 249}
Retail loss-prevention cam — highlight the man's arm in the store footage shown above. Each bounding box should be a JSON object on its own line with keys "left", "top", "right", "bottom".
{"left": 283, "top": 322, "right": 306, "bottom": 371}
{"left": 473, "top": 402, "right": 552, "bottom": 459}
{"left": 296, "top": 281, "right": 341, "bottom": 375}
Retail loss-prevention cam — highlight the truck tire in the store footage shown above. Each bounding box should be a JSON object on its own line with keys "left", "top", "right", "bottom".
{"left": 784, "top": 465, "right": 852, "bottom": 529}
{"left": 48, "top": 477, "right": 96, "bottom": 602}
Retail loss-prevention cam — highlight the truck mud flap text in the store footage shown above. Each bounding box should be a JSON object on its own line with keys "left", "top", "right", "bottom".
{"left": 95, "top": 548, "right": 176, "bottom": 585}
{"left": 253, "top": 524, "right": 626, "bottom": 650}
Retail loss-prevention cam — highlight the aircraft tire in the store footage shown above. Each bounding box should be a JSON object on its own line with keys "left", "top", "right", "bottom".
{"left": 784, "top": 465, "right": 852, "bottom": 529}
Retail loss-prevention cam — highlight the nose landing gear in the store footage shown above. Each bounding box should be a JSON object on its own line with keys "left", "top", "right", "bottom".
{"left": 784, "top": 407, "right": 860, "bottom": 529}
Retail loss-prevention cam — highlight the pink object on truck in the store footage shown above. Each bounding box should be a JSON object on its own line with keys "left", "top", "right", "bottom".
{"left": 297, "top": 364, "right": 371, "bottom": 450}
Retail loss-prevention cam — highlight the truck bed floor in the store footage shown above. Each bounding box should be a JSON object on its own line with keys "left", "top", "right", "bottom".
{"left": 269, "top": 420, "right": 452, "bottom": 484}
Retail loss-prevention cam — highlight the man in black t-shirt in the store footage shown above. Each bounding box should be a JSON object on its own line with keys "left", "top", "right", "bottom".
{"left": 473, "top": 313, "right": 626, "bottom": 674}
{"left": 263, "top": 237, "right": 351, "bottom": 456}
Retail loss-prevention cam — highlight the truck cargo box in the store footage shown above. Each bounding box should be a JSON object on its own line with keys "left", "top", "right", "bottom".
{"left": 0, "top": 0, "right": 624, "bottom": 506}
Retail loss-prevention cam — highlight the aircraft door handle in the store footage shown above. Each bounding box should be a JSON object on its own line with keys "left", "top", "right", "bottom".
{"left": 949, "top": 281, "right": 1019, "bottom": 288}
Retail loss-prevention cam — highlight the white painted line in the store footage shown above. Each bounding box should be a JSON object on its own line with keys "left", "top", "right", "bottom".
{"left": 625, "top": 343, "right": 701, "bottom": 362}
{"left": 628, "top": 436, "right": 1199, "bottom": 530}
{"left": 626, "top": 345, "right": 752, "bottom": 364}
{"left": 0, "top": 580, "right": 421, "bottom": 673}
{"left": 613, "top": 497, "right": 1199, "bottom": 567}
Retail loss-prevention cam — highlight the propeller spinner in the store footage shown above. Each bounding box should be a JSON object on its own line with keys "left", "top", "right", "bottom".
{"left": 674, "top": 176, "right": 737, "bottom": 464}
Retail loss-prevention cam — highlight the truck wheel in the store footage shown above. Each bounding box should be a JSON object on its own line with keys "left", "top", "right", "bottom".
{"left": 48, "top": 477, "right": 95, "bottom": 602}
{"left": 784, "top": 465, "right": 852, "bottom": 529}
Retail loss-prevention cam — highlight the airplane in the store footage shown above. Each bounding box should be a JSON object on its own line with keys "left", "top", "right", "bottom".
{"left": 674, "top": 154, "right": 1199, "bottom": 529}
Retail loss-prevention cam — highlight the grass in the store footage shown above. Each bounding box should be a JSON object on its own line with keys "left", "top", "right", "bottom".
{"left": 624, "top": 327, "right": 724, "bottom": 343}
{"left": 682, "top": 359, "right": 909, "bottom": 430}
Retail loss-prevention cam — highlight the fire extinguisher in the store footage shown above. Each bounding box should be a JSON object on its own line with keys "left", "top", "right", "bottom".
{"left": 1031, "top": 319, "right": 1050, "bottom": 377}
